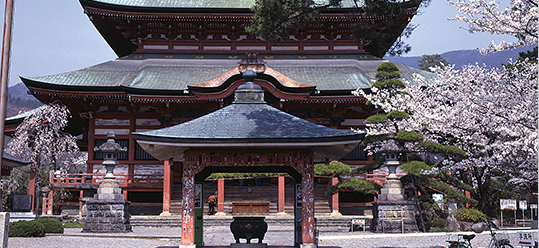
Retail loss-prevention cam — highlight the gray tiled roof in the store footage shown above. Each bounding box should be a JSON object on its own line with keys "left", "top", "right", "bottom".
{"left": 23, "top": 54, "right": 435, "bottom": 92}
{"left": 132, "top": 102, "right": 361, "bottom": 142}
{"left": 88, "top": 0, "right": 360, "bottom": 9}
{"left": 3, "top": 152, "right": 31, "bottom": 165}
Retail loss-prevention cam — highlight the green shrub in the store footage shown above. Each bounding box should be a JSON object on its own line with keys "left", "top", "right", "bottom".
{"left": 63, "top": 220, "right": 84, "bottom": 228}
{"left": 8, "top": 220, "right": 46, "bottom": 237}
{"left": 314, "top": 161, "right": 351, "bottom": 176}
{"left": 453, "top": 208, "right": 487, "bottom": 223}
{"left": 35, "top": 218, "right": 64, "bottom": 233}
{"left": 426, "top": 217, "right": 446, "bottom": 231}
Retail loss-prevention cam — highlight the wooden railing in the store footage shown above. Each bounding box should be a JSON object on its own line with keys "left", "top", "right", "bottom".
{"left": 50, "top": 173, "right": 164, "bottom": 188}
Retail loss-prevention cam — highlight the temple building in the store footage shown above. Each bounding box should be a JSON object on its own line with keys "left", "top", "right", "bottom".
{"left": 15, "top": 0, "right": 433, "bottom": 240}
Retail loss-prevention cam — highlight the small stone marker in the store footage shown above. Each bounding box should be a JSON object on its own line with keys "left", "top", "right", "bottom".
{"left": 12, "top": 195, "right": 32, "bottom": 212}
{"left": 0, "top": 212, "right": 10, "bottom": 248}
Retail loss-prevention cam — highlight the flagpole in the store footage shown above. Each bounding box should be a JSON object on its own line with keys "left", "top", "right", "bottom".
{"left": 0, "top": 0, "right": 14, "bottom": 169}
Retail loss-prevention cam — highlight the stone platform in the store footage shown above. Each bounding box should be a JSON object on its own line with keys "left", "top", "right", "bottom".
{"left": 82, "top": 179, "right": 132, "bottom": 233}
{"left": 371, "top": 200, "right": 419, "bottom": 233}
{"left": 82, "top": 199, "right": 132, "bottom": 233}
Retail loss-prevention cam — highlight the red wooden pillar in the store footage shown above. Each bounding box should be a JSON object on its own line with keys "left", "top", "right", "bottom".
{"left": 87, "top": 113, "right": 95, "bottom": 173}
{"left": 42, "top": 194, "right": 49, "bottom": 215}
{"left": 277, "top": 176, "right": 286, "bottom": 215}
{"left": 47, "top": 190, "right": 53, "bottom": 215}
{"left": 181, "top": 161, "right": 195, "bottom": 247}
{"left": 465, "top": 191, "right": 471, "bottom": 208}
{"left": 161, "top": 160, "right": 172, "bottom": 216}
{"left": 216, "top": 179, "right": 225, "bottom": 215}
{"left": 330, "top": 176, "right": 342, "bottom": 216}
{"left": 28, "top": 163, "right": 36, "bottom": 213}
{"left": 301, "top": 164, "right": 315, "bottom": 246}
{"left": 78, "top": 190, "right": 84, "bottom": 215}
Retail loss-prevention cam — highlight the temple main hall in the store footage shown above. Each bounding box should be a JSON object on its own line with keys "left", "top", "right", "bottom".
{"left": 13, "top": 0, "right": 434, "bottom": 247}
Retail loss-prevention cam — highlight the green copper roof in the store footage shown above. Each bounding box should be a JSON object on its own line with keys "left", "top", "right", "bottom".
{"left": 22, "top": 53, "right": 436, "bottom": 93}
{"left": 23, "top": 58, "right": 237, "bottom": 90}
{"left": 87, "top": 0, "right": 360, "bottom": 9}
{"left": 90, "top": 0, "right": 256, "bottom": 8}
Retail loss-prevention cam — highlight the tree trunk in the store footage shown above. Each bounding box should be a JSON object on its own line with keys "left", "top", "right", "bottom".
{"left": 410, "top": 175, "right": 426, "bottom": 232}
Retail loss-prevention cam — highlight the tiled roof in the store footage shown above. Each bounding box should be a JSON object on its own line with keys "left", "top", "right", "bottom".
{"left": 22, "top": 53, "right": 436, "bottom": 92}
{"left": 3, "top": 152, "right": 31, "bottom": 165}
{"left": 5, "top": 105, "right": 45, "bottom": 126}
{"left": 132, "top": 102, "right": 361, "bottom": 141}
{"left": 87, "top": 0, "right": 360, "bottom": 9}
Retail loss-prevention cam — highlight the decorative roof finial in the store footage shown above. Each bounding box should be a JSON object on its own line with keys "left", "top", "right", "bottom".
{"left": 234, "top": 70, "right": 265, "bottom": 103}
{"left": 238, "top": 52, "right": 266, "bottom": 74}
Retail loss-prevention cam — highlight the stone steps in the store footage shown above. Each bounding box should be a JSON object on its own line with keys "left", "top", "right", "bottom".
{"left": 168, "top": 181, "right": 332, "bottom": 216}
{"left": 130, "top": 215, "right": 371, "bottom": 232}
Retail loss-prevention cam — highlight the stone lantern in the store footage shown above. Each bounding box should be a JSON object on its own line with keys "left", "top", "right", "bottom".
{"left": 378, "top": 139, "right": 402, "bottom": 180}
{"left": 370, "top": 139, "right": 419, "bottom": 233}
{"left": 94, "top": 131, "right": 127, "bottom": 179}
{"left": 82, "top": 131, "right": 132, "bottom": 233}
{"left": 377, "top": 139, "right": 404, "bottom": 202}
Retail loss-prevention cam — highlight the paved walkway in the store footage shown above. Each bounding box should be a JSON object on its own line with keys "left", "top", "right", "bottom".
{"left": 7, "top": 224, "right": 537, "bottom": 248}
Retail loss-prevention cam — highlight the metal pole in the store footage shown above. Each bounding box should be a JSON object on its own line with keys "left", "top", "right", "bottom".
{"left": 515, "top": 209, "right": 518, "bottom": 226}
{"left": 0, "top": 0, "right": 15, "bottom": 169}
{"left": 501, "top": 210, "right": 503, "bottom": 227}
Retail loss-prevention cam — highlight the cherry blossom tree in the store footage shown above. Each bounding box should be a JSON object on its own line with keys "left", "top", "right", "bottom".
{"left": 355, "top": 62, "right": 472, "bottom": 230}
{"left": 448, "top": 0, "right": 538, "bottom": 54}
{"left": 406, "top": 60, "right": 538, "bottom": 213}
{"left": 5, "top": 101, "right": 84, "bottom": 211}
{"left": 6, "top": 101, "right": 80, "bottom": 170}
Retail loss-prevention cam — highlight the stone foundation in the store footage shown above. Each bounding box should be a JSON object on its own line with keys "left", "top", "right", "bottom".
{"left": 371, "top": 201, "right": 419, "bottom": 233}
{"left": 82, "top": 199, "right": 132, "bottom": 233}
{"left": 82, "top": 178, "right": 132, "bottom": 233}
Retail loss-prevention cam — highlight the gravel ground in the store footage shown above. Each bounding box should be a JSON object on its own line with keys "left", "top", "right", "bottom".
{"left": 7, "top": 226, "right": 536, "bottom": 248}
{"left": 9, "top": 236, "right": 179, "bottom": 248}
{"left": 318, "top": 229, "right": 536, "bottom": 248}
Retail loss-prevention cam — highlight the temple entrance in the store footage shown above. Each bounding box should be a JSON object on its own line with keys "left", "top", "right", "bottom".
{"left": 180, "top": 149, "right": 315, "bottom": 247}
{"left": 194, "top": 171, "right": 302, "bottom": 246}
{"left": 132, "top": 70, "right": 362, "bottom": 247}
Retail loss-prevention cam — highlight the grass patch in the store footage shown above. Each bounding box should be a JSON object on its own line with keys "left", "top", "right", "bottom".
{"left": 63, "top": 220, "right": 84, "bottom": 228}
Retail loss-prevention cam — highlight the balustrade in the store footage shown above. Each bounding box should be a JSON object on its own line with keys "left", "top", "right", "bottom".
{"left": 50, "top": 173, "right": 164, "bottom": 188}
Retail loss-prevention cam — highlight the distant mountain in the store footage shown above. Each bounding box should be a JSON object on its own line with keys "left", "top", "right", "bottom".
{"left": 386, "top": 46, "right": 534, "bottom": 69}
{"left": 6, "top": 83, "right": 42, "bottom": 117}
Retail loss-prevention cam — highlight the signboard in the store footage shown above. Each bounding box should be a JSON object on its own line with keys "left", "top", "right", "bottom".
{"left": 352, "top": 219, "right": 365, "bottom": 225}
{"left": 518, "top": 232, "right": 534, "bottom": 247}
{"left": 295, "top": 184, "right": 302, "bottom": 208}
{"left": 351, "top": 219, "right": 366, "bottom": 232}
{"left": 194, "top": 184, "right": 202, "bottom": 209}
{"left": 13, "top": 195, "right": 32, "bottom": 211}
{"left": 500, "top": 199, "right": 517, "bottom": 210}
{"left": 531, "top": 204, "right": 538, "bottom": 209}
{"left": 519, "top": 200, "right": 528, "bottom": 210}
{"left": 432, "top": 194, "right": 443, "bottom": 209}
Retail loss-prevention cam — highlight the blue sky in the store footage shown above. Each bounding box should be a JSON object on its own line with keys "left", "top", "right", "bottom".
{"left": 1, "top": 0, "right": 516, "bottom": 86}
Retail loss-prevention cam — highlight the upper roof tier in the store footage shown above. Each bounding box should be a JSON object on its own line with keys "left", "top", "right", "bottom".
{"left": 79, "top": 0, "right": 420, "bottom": 57}
{"left": 82, "top": 0, "right": 361, "bottom": 9}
